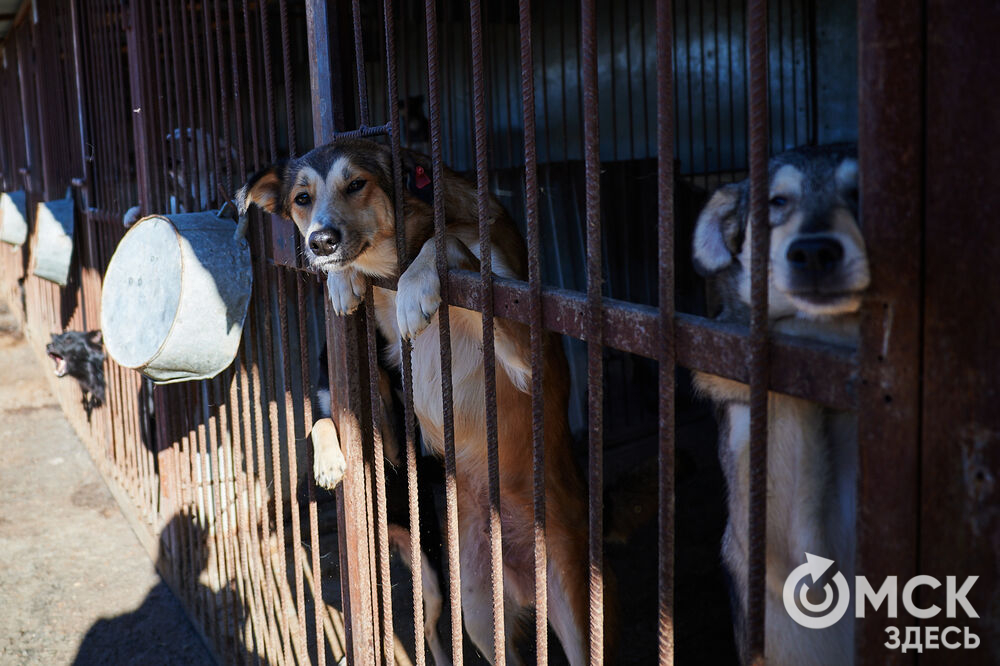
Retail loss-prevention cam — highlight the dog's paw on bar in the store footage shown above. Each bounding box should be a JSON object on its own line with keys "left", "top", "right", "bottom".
{"left": 311, "top": 418, "right": 347, "bottom": 490}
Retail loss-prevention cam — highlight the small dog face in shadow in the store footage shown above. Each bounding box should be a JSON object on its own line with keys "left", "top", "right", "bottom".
{"left": 47, "top": 330, "right": 105, "bottom": 412}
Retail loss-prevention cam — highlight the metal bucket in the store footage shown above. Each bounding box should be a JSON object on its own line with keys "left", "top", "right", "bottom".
{"left": 31, "top": 197, "right": 75, "bottom": 286}
{"left": 101, "top": 211, "right": 252, "bottom": 384}
{"left": 0, "top": 191, "right": 28, "bottom": 246}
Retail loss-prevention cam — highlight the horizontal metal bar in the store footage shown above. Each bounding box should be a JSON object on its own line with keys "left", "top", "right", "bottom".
{"left": 444, "top": 271, "right": 856, "bottom": 409}
{"left": 269, "top": 258, "right": 857, "bottom": 409}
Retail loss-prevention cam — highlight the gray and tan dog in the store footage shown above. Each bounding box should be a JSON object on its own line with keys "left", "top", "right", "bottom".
{"left": 692, "top": 144, "right": 866, "bottom": 665}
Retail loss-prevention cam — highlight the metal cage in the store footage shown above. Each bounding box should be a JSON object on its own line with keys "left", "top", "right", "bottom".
{"left": 0, "top": 0, "right": 996, "bottom": 664}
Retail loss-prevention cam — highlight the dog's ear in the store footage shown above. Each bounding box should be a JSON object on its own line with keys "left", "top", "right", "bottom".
{"left": 236, "top": 161, "right": 287, "bottom": 216}
{"left": 692, "top": 182, "right": 746, "bottom": 275}
{"left": 87, "top": 330, "right": 102, "bottom": 345}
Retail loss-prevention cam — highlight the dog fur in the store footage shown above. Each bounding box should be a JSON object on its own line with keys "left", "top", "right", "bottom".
{"left": 46, "top": 329, "right": 105, "bottom": 417}
{"left": 691, "top": 144, "right": 865, "bottom": 666}
{"left": 238, "top": 139, "right": 596, "bottom": 664}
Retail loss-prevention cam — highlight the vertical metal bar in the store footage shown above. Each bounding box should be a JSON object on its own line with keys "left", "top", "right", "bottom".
{"left": 186, "top": 3, "right": 213, "bottom": 207}
{"left": 241, "top": 305, "right": 285, "bottom": 662}
{"left": 363, "top": 284, "right": 395, "bottom": 666}
{"left": 69, "top": 0, "right": 90, "bottom": 211}
{"left": 305, "top": 3, "right": 378, "bottom": 662}
{"left": 517, "top": 1, "right": 548, "bottom": 660}
{"left": 276, "top": 269, "right": 309, "bottom": 661}
{"left": 468, "top": 0, "right": 506, "bottom": 660}
{"left": 229, "top": 347, "right": 273, "bottom": 664}
{"left": 350, "top": 0, "right": 370, "bottom": 126}
{"left": 580, "top": 0, "right": 606, "bottom": 661}
{"left": 348, "top": 4, "right": 395, "bottom": 660}
{"left": 258, "top": 0, "right": 279, "bottom": 161}
{"left": 923, "top": 2, "right": 999, "bottom": 659}
{"left": 241, "top": 0, "right": 265, "bottom": 170}
{"left": 253, "top": 225, "right": 294, "bottom": 666}
{"left": 124, "top": 1, "right": 149, "bottom": 215}
{"left": 29, "top": 16, "right": 52, "bottom": 199}
{"left": 656, "top": 1, "right": 676, "bottom": 663}
{"left": 213, "top": 0, "right": 235, "bottom": 192}
{"left": 424, "top": 0, "right": 465, "bottom": 660}
{"left": 201, "top": 381, "right": 238, "bottom": 664}
{"left": 856, "top": 0, "right": 923, "bottom": 663}
{"left": 295, "top": 274, "right": 326, "bottom": 666}
{"left": 277, "top": 0, "right": 298, "bottom": 157}
{"left": 746, "top": 0, "right": 769, "bottom": 662}
{"left": 382, "top": 1, "right": 426, "bottom": 663}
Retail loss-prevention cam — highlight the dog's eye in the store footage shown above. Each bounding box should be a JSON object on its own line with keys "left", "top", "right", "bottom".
{"left": 770, "top": 196, "right": 788, "bottom": 208}
{"left": 346, "top": 178, "right": 366, "bottom": 194}
{"left": 294, "top": 192, "right": 311, "bottom": 206}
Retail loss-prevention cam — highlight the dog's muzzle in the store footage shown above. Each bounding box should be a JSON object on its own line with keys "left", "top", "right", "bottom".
{"left": 46, "top": 345, "right": 68, "bottom": 377}
{"left": 786, "top": 235, "right": 844, "bottom": 281}
{"left": 308, "top": 228, "right": 342, "bottom": 256}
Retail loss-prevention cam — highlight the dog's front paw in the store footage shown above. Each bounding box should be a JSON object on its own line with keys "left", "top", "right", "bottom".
{"left": 326, "top": 269, "right": 365, "bottom": 316}
{"left": 311, "top": 418, "right": 347, "bottom": 490}
{"left": 396, "top": 263, "right": 441, "bottom": 339}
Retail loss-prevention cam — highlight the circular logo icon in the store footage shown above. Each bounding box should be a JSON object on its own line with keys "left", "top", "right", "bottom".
{"left": 782, "top": 553, "right": 851, "bottom": 629}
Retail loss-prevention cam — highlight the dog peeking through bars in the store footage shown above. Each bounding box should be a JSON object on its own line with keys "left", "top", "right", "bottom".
{"left": 692, "top": 144, "right": 866, "bottom": 665}
{"left": 46, "top": 330, "right": 105, "bottom": 419}
{"left": 238, "top": 138, "right": 603, "bottom": 664}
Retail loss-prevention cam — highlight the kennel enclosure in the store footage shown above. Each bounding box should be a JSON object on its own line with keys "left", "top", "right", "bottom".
{"left": 0, "top": 0, "right": 996, "bottom": 664}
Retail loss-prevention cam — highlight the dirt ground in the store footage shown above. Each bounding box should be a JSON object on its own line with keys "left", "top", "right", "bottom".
{"left": 0, "top": 304, "right": 214, "bottom": 665}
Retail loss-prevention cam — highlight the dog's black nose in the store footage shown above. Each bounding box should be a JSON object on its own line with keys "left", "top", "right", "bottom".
{"left": 308, "top": 228, "right": 341, "bottom": 256}
{"left": 786, "top": 236, "right": 844, "bottom": 277}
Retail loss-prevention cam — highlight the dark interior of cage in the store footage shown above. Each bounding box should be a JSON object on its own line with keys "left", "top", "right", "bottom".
{"left": 328, "top": 0, "right": 860, "bottom": 662}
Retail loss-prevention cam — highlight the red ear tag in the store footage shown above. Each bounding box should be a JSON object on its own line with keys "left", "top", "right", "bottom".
{"left": 415, "top": 166, "right": 431, "bottom": 189}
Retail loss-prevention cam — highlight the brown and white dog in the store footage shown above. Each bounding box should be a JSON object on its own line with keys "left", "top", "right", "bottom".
{"left": 692, "top": 144, "right": 866, "bottom": 665}
{"left": 237, "top": 139, "right": 593, "bottom": 664}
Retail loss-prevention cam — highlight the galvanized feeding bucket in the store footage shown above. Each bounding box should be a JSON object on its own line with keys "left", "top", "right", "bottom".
{"left": 101, "top": 211, "right": 252, "bottom": 384}
{"left": 0, "top": 190, "right": 28, "bottom": 246}
{"left": 31, "top": 197, "right": 75, "bottom": 286}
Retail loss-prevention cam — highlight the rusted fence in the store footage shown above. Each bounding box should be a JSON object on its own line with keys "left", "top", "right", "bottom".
{"left": 0, "top": 0, "right": 996, "bottom": 665}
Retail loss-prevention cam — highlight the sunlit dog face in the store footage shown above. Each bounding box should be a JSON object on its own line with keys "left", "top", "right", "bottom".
{"left": 236, "top": 139, "right": 398, "bottom": 275}
{"left": 693, "top": 144, "right": 869, "bottom": 319}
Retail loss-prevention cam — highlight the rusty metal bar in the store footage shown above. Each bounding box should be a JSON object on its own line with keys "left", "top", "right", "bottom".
{"left": 856, "top": 0, "right": 923, "bottom": 663}
{"left": 259, "top": 0, "right": 280, "bottom": 162}
{"left": 241, "top": 0, "right": 263, "bottom": 172}
{"left": 277, "top": 268, "right": 309, "bottom": 662}
{"left": 306, "top": 2, "right": 379, "bottom": 662}
{"left": 423, "top": 0, "right": 465, "bottom": 661}
{"left": 253, "top": 215, "right": 294, "bottom": 666}
{"left": 922, "top": 3, "right": 999, "bottom": 661}
{"left": 363, "top": 283, "right": 395, "bottom": 666}
{"left": 580, "top": 0, "right": 605, "bottom": 660}
{"left": 516, "top": 0, "right": 549, "bottom": 661}
{"left": 349, "top": 8, "right": 395, "bottom": 662}
{"left": 277, "top": 0, "right": 297, "bottom": 158}
{"left": 367, "top": 265, "right": 859, "bottom": 408}
{"left": 241, "top": 297, "right": 285, "bottom": 662}
{"left": 746, "top": 0, "right": 770, "bottom": 661}
{"left": 468, "top": 0, "right": 506, "bottom": 660}
{"left": 124, "top": 1, "right": 149, "bottom": 214}
{"left": 382, "top": 0, "right": 426, "bottom": 663}
{"left": 295, "top": 273, "right": 326, "bottom": 666}
{"left": 229, "top": 342, "right": 274, "bottom": 663}
{"left": 192, "top": 5, "right": 219, "bottom": 210}
{"left": 656, "top": 0, "right": 676, "bottom": 663}
{"left": 350, "top": 0, "right": 370, "bottom": 126}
